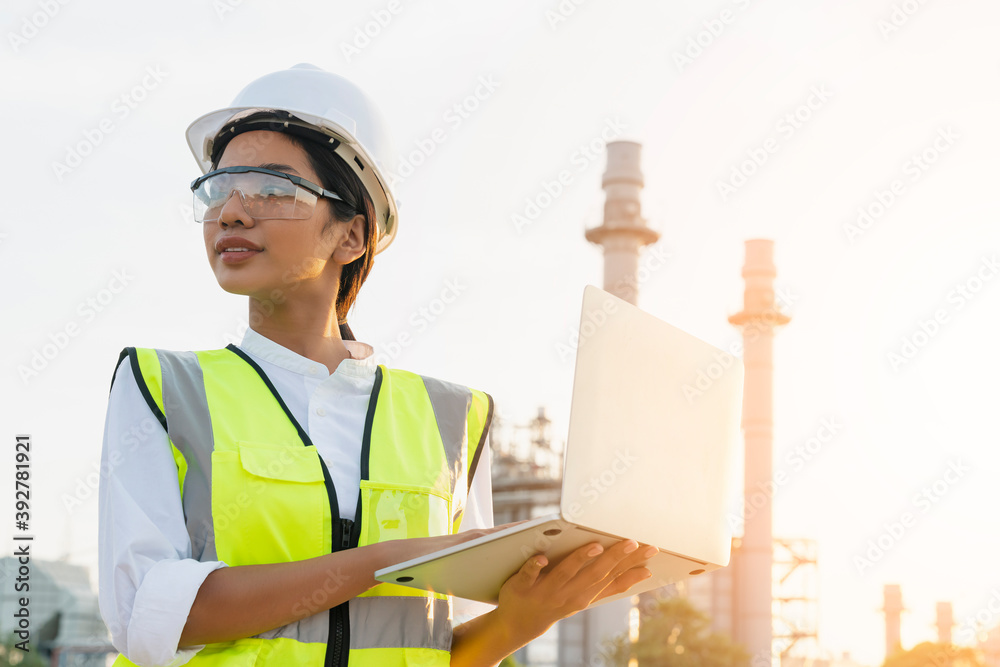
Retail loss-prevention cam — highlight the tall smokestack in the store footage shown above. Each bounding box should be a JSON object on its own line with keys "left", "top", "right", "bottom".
{"left": 883, "top": 584, "right": 904, "bottom": 658}
{"left": 585, "top": 140, "right": 660, "bottom": 305}
{"left": 577, "top": 140, "right": 663, "bottom": 667}
{"left": 728, "top": 240, "right": 789, "bottom": 663}
{"left": 936, "top": 602, "right": 954, "bottom": 645}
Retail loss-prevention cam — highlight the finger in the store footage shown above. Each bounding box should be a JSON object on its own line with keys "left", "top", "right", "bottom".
{"left": 604, "top": 544, "right": 659, "bottom": 580}
{"left": 510, "top": 553, "right": 548, "bottom": 590}
{"left": 575, "top": 542, "right": 657, "bottom": 602}
{"left": 542, "top": 542, "right": 607, "bottom": 592}
{"left": 580, "top": 539, "right": 642, "bottom": 582}
{"left": 592, "top": 566, "right": 653, "bottom": 603}
{"left": 567, "top": 542, "right": 648, "bottom": 611}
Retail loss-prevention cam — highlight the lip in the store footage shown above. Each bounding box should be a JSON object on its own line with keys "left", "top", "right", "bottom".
{"left": 215, "top": 236, "right": 262, "bottom": 253}
{"left": 215, "top": 236, "right": 263, "bottom": 265}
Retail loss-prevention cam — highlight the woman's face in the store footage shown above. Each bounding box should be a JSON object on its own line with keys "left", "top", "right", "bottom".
{"left": 202, "top": 130, "right": 361, "bottom": 302}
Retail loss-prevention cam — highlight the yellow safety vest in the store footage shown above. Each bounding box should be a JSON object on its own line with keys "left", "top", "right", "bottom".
{"left": 108, "top": 344, "right": 494, "bottom": 667}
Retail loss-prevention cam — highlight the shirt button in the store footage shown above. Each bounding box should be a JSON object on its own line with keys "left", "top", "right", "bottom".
{"left": 308, "top": 367, "right": 318, "bottom": 375}
{"left": 316, "top": 407, "right": 326, "bottom": 417}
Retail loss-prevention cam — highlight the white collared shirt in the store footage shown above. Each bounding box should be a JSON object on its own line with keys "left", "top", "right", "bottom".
{"left": 98, "top": 327, "right": 496, "bottom": 667}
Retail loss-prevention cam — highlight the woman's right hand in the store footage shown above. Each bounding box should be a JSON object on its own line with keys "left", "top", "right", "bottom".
{"left": 377, "top": 520, "right": 532, "bottom": 568}
{"left": 493, "top": 538, "right": 657, "bottom": 645}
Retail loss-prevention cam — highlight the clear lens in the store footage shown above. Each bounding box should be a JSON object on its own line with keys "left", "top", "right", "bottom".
{"left": 193, "top": 171, "right": 319, "bottom": 222}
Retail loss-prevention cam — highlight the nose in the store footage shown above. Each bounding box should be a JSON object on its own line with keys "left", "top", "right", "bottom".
{"left": 216, "top": 187, "right": 255, "bottom": 228}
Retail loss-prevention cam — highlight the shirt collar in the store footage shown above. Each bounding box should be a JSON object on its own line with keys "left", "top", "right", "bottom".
{"left": 238, "top": 326, "right": 377, "bottom": 379}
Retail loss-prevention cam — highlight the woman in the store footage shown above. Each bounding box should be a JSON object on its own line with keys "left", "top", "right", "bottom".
{"left": 97, "top": 63, "right": 658, "bottom": 667}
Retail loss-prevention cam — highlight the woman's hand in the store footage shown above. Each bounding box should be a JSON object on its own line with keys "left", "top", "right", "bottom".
{"left": 494, "top": 539, "right": 659, "bottom": 646}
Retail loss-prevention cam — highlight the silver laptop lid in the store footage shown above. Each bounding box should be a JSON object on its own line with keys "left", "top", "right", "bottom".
{"left": 560, "top": 285, "right": 744, "bottom": 566}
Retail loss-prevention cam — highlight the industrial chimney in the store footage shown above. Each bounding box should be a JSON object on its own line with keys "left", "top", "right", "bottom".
{"left": 936, "top": 601, "right": 954, "bottom": 645}
{"left": 728, "top": 240, "right": 790, "bottom": 663}
{"left": 883, "top": 584, "right": 904, "bottom": 659}
{"left": 570, "top": 140, "right": 662, "bottom": 667}
{"left": 584, "top": 140, "right": 660, "bottom": 305}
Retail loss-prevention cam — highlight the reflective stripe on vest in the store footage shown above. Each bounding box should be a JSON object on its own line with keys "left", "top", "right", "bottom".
{"left": 109, "top": 345, "right": 493, "bottom": 667}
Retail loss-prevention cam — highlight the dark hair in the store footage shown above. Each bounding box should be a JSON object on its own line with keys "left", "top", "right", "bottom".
{"left": 208, "top": 111, "right": 377, "bottom": 342}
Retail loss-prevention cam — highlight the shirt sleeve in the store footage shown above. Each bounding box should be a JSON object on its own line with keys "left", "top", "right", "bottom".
{"left": 98, "top": 354, "right": 228, "bottom": 667}
{"left": 452, "top": 428, "right": 498, "bottom": 626}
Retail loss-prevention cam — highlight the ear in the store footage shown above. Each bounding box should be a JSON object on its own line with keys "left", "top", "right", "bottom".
{"left": 332, "top": 213, "right": 367, "bottom": 265}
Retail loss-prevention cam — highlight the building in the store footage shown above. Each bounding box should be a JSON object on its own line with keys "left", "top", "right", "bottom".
{"left": 0, "top": 556, "right": 114, "bottom": 666}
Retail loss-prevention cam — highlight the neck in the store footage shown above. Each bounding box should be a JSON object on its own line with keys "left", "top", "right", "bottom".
{"left": 246, "top": 293, "right": 354, "bottom": 374}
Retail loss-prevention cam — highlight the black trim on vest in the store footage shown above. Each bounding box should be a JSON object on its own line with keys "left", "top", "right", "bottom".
{"left": 110, "top": 348, "right": 129, "bottom": 395}
{"left": 121, "top": 347, "right": 168, "bottom": 434}
{"left": 223, "top": 344, "right": 350, "bottom": 667}
{"left": 467, "top": 392, "right": 494, "bottom": 494}
{"left": 359, "top": 366, "right": 382, "bottom": 483}
{"left": 225, "top": 345, "right": 315, "bottom": 447}
{"left": 351, "top": 365, "right": 383, "bottom": 549}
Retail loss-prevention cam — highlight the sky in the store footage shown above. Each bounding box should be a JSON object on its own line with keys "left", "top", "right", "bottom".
{"left": 1, "top": 0, "right": 999, "bottom": 664}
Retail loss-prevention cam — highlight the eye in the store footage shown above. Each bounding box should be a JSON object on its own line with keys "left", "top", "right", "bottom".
{"left": 261, "top": 186, "right": 286, "bottom": 199}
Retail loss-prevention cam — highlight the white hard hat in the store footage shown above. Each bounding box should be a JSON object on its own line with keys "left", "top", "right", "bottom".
{"left": 185, "top": 63, "right": 399, "bottom": 255}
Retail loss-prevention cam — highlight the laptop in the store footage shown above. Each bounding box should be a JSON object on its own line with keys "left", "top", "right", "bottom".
{"left": 374, "top": 284, "right": 744, "bottom": 607}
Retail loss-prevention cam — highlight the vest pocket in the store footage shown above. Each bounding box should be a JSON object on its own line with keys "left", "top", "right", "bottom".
{"left": 211, "top": 441, "right": 328, "bottom": 566}
{"left": 358, "top": 480, "right": 453, "bottom": 546}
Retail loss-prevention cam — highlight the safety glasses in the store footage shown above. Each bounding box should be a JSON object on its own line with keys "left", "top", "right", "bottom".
{"left": 190, "top": 166, "right": 349, "bottom": 223}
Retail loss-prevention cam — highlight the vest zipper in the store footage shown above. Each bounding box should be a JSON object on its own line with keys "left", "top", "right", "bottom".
{"left": 341, "top": 519, "right": 354, "bottom": 549}
{"left": 331, "top": 609, "right": 345, "bottom": 667}
{"left": 329, "top": 518, "right": 354, "bottom": 667}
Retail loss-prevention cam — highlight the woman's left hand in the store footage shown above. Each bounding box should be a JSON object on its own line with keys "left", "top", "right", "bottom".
{"left": 493, "top": 539, "right": 658, "bottom": 645}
